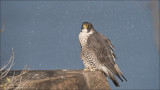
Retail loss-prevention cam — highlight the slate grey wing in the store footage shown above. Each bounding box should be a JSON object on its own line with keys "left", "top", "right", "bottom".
{"left": 87, "top": 31, "right": 127, "bottom": 86}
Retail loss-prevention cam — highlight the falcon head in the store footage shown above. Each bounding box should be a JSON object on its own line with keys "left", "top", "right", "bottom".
{"left": 81, "top": 22, "right": 94, "bottom": 33}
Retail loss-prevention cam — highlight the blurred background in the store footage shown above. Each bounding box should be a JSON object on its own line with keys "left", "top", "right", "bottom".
{"left": 0, "top": 1, "right": 159, "bottom": 89}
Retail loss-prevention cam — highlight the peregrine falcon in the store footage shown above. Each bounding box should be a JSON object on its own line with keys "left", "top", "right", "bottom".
{"left": 79, "top": 22, "right": 127, "bottom": 87}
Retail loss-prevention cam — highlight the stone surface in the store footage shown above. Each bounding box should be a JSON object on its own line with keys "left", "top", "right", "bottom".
{"left": 0, "top": 70, "right": 110, "bottom": 90}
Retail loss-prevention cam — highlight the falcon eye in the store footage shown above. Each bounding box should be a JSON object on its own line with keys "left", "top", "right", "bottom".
{"left": 87, "top": 25, "right": 90, "bottom": 27}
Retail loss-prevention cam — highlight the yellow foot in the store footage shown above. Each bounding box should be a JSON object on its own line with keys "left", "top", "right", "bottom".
{"left": 90, "top": 68, "right": 96, "bottom": 71}
{"left": 83, "top": 69, "right": 90, "bottom": 71}
{"left": 83, "top": 68, "right": 96, "bottom": 71}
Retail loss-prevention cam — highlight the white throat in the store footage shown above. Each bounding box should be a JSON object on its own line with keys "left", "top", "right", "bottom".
{"left": 79, "top": 29, "right": 94, "bottom": 46}
{"left": 81, "top": 29, "right": 88, "bottom": 33}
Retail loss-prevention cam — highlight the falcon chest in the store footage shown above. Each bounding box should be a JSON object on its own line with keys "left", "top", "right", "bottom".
{"left": 79, "top": 29, "right": 100, "bottom": 69}
{"left": 79, "top": 29, "right": 92, "bottom": 47}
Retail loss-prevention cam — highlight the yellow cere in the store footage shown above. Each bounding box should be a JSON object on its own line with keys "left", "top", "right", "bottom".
{"left": 83, "top": 24, "right": 88, "bottom": 29}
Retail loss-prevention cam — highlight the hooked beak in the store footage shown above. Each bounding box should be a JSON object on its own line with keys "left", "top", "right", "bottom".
{"left": 83, "top": 24, "right": 87, "bottom": 29}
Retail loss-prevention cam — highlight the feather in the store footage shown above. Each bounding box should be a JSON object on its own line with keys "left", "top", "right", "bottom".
{"left": 114, "top": 64, "right": 127, "bottom": 81}
{"left": 87, "top": 30, "right": 127, "bottom": 84}
{"left": 102, "top": 66, "right": 120, "bottom": 87}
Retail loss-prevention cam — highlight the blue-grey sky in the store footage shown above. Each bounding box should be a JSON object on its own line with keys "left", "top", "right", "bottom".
{"left": 0, "top": 1, "right": 159, "bottom": 89}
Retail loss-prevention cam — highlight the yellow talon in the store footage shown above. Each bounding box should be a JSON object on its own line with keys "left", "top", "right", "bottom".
{"left": 83, "top": 69, "right": 90, "bottom": 71}
{"left": 83, "top": 68, "right": 96, "bottom": 71}
{"left": 90, "top": 68, "right": 96, "bottom": 71}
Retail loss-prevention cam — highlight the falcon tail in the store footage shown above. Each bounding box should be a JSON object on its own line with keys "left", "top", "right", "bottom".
{"left": 110, "top": 75, "right": 120, "bottom": 87}
{"left": 101, "top": 66, "right": 120, "bottom": 87}
{"left": 114, "top": 64, "right": 127, "bottom": 81}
